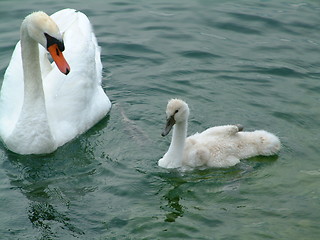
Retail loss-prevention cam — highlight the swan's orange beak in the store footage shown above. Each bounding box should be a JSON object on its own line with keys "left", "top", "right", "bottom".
{"left": 48, "top": 44, "right": 70, "bottom": 75}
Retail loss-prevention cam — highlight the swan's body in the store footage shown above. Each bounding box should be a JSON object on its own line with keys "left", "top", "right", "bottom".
{"left": 159, "top": 99, "right": 281, "bottom": 171}
{"left": 0, "top": 9, "right": 111, "bottom": 154}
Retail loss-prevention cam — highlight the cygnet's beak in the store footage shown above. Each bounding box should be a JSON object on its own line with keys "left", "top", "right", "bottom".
{"left": 161, "top": 115, "right": 176, "bottom": 136}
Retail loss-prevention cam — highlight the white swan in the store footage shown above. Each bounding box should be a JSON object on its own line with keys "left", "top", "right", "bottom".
{"left": 159, "top": 99, "right": 281, "bottom": 170}
{"left": 0, "top": 9, "right": 111, "bottom": 154}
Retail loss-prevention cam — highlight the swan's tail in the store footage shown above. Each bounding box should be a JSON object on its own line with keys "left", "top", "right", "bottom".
{"left": 252, "top": 130, "right": 281, "bottom": 155}
{"left": 238, "top": 130, "right": 281, "bottom": 159}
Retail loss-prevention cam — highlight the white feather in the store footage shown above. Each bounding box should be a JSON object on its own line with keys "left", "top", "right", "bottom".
{"left": 0, "top": 9, "right": 111, "bottom": 154}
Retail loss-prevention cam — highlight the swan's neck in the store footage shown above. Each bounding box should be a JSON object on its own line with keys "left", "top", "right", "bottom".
{"left": 162, "top": 120, "right": 187, "bottom": 168}
{"left": 4, "top": 23, "right": 55, "bottom": 154}
{"left": 20, "top": 25, "right": 44, "bottom": 104}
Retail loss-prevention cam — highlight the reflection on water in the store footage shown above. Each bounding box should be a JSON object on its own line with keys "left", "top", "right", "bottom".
{"left": 161, "top": 177, "right": 186, "bottom": 223}
{"left": 6, "top": 152, "right": 89, "bottom": 238}
{"left": 29, "top": 202, "right": 84, "bottom": 238}
{"left": 157, "top": 163, "right": 257, "bottom": 224}
{"left": 3, "top": 117, "right": 109, "bottom": 239}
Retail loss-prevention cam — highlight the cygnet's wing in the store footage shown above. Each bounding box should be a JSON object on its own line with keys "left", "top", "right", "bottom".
{"left": 198, "top": 125, "right": 242, "bottom": 138}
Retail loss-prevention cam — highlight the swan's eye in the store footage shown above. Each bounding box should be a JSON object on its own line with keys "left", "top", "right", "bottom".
{"left": 175, "top": 110, "right": 179, "bottom": 114}
{"left": 44, "top": 33, "right": 65, "bottom": 52}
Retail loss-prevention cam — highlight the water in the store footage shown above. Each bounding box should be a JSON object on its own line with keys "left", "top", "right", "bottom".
{"left": 0, "top": 0, "right": 319, "bottom": 239}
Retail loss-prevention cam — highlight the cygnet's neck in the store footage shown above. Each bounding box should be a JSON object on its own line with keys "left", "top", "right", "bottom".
{"left": 162, "top": 120, "right": 188, "bottom": 168}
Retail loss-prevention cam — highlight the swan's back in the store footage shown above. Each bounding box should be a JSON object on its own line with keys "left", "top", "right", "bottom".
{"left": 183, "top": 126, "right": 281, "bottom": 169}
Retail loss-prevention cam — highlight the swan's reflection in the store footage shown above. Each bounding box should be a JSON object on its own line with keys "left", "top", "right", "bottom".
{"left": 158, "top": 172, "right": 187, "bottom": 223}
{"left": 3, "top": 117, "right": 109, "bottom": 239}
{"left": 157, "top": 158, "right": 276, "bottom": 224}
{"left": 162, "top": 183, "right": 185, "bottom": 222}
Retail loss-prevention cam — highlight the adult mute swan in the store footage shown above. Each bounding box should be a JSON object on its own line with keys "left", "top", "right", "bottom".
{"left": 159, "top": 99, "right": 281, "bottom": 171}
{"left": 0, "top": 9, "right": 111, "bottom": 154}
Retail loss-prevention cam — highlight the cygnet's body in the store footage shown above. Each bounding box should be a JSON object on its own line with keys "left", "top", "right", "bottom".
{"left": 159, "top": 99, "right": 281, "bottom": 171}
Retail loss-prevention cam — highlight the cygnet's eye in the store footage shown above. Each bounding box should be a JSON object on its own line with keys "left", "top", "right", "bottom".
{"left": 175, "top": 110, "right": 179, "bottom": 114}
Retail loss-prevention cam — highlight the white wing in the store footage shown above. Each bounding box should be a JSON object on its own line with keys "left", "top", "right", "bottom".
{"left": 44, "top": 9, "right": 111, "bottom": 146}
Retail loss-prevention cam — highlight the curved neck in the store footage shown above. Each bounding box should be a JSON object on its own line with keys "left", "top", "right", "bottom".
{"left": 4, "top": 22, "right": 55, "bottom": 154}
{"left": 20, "top": 22, "right": 44, "bottom": 105}
{"left": 164, "top": 120, "right": 188, "bottom": 168}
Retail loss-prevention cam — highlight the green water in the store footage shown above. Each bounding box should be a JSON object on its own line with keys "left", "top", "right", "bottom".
{"left": 0, "top": 0, "right": 320, "bottom": 239}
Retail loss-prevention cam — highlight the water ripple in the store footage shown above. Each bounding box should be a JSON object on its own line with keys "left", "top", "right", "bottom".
{"left": 178, "top": 50, "right": 221, "bottom": 59}
{"left": 214, "top": 22, "right": 262, "bottom": 35}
